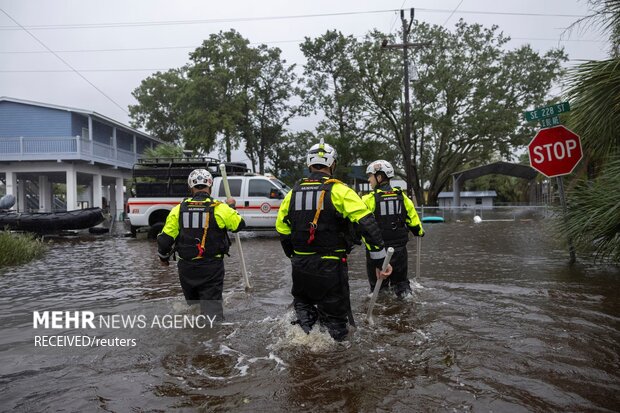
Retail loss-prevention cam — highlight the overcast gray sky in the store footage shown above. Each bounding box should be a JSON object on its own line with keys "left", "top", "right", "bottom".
{"left": 0, "top": 0, "right": 610, "bottom": 134}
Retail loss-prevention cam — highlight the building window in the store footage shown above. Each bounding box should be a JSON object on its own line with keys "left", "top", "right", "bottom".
{"left": 475, "top": 197, "right": 482, "bottom": 205}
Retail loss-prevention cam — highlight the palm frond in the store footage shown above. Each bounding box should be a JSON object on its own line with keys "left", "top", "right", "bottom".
{"left": 558, "top": 156, "right": 620, "bottom": 262}
{"left": 566, "top": 58, "right": 620, "bottom": 161}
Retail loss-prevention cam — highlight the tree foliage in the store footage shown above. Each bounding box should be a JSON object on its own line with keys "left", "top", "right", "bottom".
{"left": 129, "top": 30, "right": 299, "bottom": 168}
{"left": 560, "top": 157, "right": 620, "bottom": 262}
{"left": 300, "top": 31, "right": 383, "bottom": 181}
{"left": 131, "top": 23, "right": 567, "bottom": 205}
{"left": 352, "top": 21, "right": 566, "bottom": 204}
{"left": 268, "top": 130, "right": 314, "bottom": 185}
{"left": 129, "top": 69, "right": 186, "bottom": 145}
{"left": 183, "top": 30, "right": 258, "bottom": 161}
{"left": 141, "top": 142, "right": 184, "bottom": 159}
{"left": 566, "top": 59, "right": 620, "bottom": 163}
{"left": 241, "top": 45, "right": 300, "bottom": 174}
{"left": 558, "top": 1, "right": 620, "bottom": 263}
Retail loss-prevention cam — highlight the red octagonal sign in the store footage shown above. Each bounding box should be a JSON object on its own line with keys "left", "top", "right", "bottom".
{"left": 528, "top": 125, "right": 583, "bottom": 178}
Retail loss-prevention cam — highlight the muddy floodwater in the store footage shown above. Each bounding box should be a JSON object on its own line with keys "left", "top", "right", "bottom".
{"left": 1, "top": 213, "right": 619, "bottom": 412}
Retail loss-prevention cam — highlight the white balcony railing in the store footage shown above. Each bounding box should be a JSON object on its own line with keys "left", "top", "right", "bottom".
{"left": 0, "top": 136, "right": 138, "bottom": 169}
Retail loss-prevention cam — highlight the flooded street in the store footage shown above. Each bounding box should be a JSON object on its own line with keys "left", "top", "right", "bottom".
{"left": 1, "top": 216, "right": 619, "bottom": 412}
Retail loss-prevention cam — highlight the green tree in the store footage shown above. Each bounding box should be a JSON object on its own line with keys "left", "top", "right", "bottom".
{"left": 300, "top": 31, "right": 376, "bottom": 180}
{"left": 267, "top": 130, "right": 313, "bottom": 185}
{"left": 464, "top": 175, "right": 529, "bottom": 204}
{"left": 129, "top": 68, "right": 186, "bottom": 144}
{"left": 241, "top": 45, "right": 299, "bottom": 174}
{"left": 130, "top": 30, "right": 301, "bottom": 169}
{"left": 183, "top": 30, "right": 257, "bottom": 161}
{"left": 141, "top": 142, "right": 185, "bottom": 159}
{"left": 353, "top": 22, "right": 566, "bottom": 205}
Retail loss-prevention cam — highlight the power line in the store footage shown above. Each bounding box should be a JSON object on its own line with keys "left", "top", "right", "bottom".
{"left": 0, "top": 8, "right": 587, "bottom": 31}
{"left": 0, "top": 8, "right": 128, "bottom": 114}
{"left": 389, "top": 0, "right": 409, "bottom": 34}
{"left": 0, "top": 39, "right": 308, "bottom": 54}
{"left": 0, "top": 69, "right": 171, "bottom": 73}
{"left": 420, "top": 7, "right": 586, "bottom": 18}
{"left": 0, "top": 9, "right": 400, "bottom": 30}
{"left": 442, "top": 0, "right": 464, "bottom": 26}
{"left": 0, "top": 36, "right": 605, "bottom": 55}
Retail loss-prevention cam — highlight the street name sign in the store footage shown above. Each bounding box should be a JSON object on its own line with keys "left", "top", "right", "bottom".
{"left": 524, "top": 101, "right": 571, "bottom": 122}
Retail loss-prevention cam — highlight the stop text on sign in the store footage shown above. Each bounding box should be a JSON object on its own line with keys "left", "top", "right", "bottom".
{"left": 531, "top": 139, "right": 578, "bottom": 164}
{"left": 527, "top": 125, "right": 583, "bottom": 178}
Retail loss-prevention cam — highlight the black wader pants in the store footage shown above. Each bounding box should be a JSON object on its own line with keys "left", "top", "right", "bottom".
{"left": 177, "top": 257, "right": 225, "bottom": 321}
{"left": 291, "top": 254, "right": 351, "bottom": 341}
{"left": 366, "top": 245, "right": 412, "bottom": 297}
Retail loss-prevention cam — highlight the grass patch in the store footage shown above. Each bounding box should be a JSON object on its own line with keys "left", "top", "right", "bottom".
{"left": 0, "top": 231, "right": 47, "bottom": 268}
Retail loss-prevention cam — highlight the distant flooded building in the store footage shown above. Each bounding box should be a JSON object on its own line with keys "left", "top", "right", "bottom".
{"left": 437, "top": 191, "right": 497, "bottom": 208}
{"left": 0, "top": 97, "right": 161, "bottom": 217}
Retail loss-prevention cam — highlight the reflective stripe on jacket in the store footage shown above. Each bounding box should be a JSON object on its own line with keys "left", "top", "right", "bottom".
{"left": 277, "top": 172, "right": 386, "bottom": 259}
{"left": 157, "top": 192, "right": 243, "bottom": 260}
{"left": 362, "top": 184, "right": 424, "bottom": 244}
{"left": 371, "top": 188, "right": 409, "bottom": 246}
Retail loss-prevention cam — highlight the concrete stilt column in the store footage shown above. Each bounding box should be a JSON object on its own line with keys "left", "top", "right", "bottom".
{"left": 17, "top": 178, "right": 26, "bottom": 212}
{"left": 114, "top": 177, "right": 124, "bottom": 220}
{"left": 39, "top": 175, "right": 50, "bottom": 212}
{"left": 5, "top": 171, "right": 17, "bottom": 197}
{"left": 93, "top": 174, "right": 102, "bottom": 208}
{"left": 66, "top": 167, "right": 77, "bottom": 211}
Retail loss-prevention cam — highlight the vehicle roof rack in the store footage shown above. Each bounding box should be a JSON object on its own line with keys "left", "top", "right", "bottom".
{"left": 132, "top": 157, "right": 250, "bottom": 178}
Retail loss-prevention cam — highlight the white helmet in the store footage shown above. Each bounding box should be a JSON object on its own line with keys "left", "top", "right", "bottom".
{"left": 306, "top": 138, "right": 337, "bottom": 168}
{"left": 187, "top": 169, "right": 213, "bottom": 188}
{"left": 366, "top": 160, "right": 395, "bottom": 178}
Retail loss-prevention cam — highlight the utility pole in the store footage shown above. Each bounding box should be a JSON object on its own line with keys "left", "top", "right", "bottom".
{"left": 382, "top": 8, "right": 431, "bottom": 204}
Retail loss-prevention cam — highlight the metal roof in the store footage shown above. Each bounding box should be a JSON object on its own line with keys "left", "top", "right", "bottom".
{"left": 452, "top": 161, "right": 538, "bottom": 181}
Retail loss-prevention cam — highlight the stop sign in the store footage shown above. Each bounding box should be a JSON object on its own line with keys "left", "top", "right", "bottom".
{"left": 528, "top": 125, "right": 583, "bottom": 177}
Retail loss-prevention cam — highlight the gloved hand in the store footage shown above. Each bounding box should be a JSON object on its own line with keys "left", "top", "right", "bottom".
{"left": 280, "top": 235, "right": 294, "bottom": 258}
{"left": 410, "top": 225, "right": 424, "bottom": 237}
{"left": 158, "top": 251, "right": 170, "bottom": 266}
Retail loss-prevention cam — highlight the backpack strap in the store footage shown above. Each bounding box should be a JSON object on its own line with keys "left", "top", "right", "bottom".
{"left": 195, "top": 200, "right": 220, "bottom": 258}
{"left": 307, "top": 178, "right": 341, "bottom": 244}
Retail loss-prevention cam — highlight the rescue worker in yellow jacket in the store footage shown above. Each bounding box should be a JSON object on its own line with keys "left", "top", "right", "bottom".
{"left": 362, "top": 160, "right": 424, "bottom": 298}
{"left": 276, "top": 139, "right": 392, "bottom": 341}
{"left": 157, "top": 169, "right": 245, "bottom": 320}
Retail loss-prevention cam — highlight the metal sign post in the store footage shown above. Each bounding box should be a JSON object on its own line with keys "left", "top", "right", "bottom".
{"left": 524, "top": 102, "right": 580, "bottom": 264}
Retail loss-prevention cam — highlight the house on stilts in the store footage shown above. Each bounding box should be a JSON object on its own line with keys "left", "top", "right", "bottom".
{"left": 0, "top": 97, "right": 161, "bottom": 219}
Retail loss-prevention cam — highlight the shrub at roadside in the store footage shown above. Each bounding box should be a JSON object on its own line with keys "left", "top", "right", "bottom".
{"left": 0, "top": 231, "right": 47, "bottom": 268}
